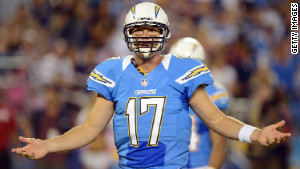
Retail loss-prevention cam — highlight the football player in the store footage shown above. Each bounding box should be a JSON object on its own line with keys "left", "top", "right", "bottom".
{"left": 12, "top": 2, "right": 291, "bottom": 169}
{"left": 169, "top": 37, "right": 228, "bottom": 169}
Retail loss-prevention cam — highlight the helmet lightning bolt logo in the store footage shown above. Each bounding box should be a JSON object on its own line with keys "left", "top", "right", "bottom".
{"left": 155, "top": 6, "right": 160, "bottom": 18}
{"left": 131, "top": 6, "right": 135, "bottom": 19}
{"left": 131, "top": 6, "right": 135, "bottom": 14}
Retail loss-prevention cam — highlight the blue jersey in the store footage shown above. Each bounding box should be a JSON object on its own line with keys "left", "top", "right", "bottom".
{"left": 87, "top": 54, "right": 214, "bottom": 169}
{"left": 187, "top": 82, "right": 229, "bottom": 168}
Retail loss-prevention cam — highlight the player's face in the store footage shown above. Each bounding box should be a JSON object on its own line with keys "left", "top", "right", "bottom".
{"left": 131, "top": 26, "right": 161, "bottom": 48}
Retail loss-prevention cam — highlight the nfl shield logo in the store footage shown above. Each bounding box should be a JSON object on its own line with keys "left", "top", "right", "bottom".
{"left": 141, "top": 79, "right": 148, "bottom": 87}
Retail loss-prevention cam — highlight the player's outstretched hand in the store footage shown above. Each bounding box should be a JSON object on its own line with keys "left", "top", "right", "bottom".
{"left": 252, "top": 120, "right": 291, "bottom": 146}
{"left": 11, "top": 136, "right": 49, "bottom": 159}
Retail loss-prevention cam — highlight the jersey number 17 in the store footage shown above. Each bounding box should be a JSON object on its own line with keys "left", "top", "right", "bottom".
{"left": 125, "top": 96, "right": 167, "bottom": 147}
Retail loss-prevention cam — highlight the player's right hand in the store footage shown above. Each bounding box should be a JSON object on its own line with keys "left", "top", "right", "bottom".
{"left": 11, "top": 136, "right": 49, "bottom": 159}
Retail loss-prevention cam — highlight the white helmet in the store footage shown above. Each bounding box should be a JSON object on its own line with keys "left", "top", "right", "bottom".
{"left": 169, "top": 37, "right": 206, "bottom": 62}
{"left": 123, "top": 2, "right": 171, "bottom": 58}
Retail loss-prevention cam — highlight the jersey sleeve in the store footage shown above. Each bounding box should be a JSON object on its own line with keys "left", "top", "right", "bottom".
{"left": 171, "top": 56, "right": 214, "bottom": 100}
{"left": 86, "top": 58, "right": 121, "bottom": 102}
{"left": 208, "top": 82, "right": 230, "bottom": 111}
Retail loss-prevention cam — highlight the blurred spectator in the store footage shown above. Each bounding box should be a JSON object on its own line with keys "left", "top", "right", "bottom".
{"left": 31, "top": 86, "right": 75, "bottom": 169}
{"left": 60, "top": 1, "right": 90, "bottom": 47}
{"left": 248, "top": 98, "right": 290, "bottom": 169}
{"left": 0, "top": 28, "right": 8, "bottom": 56}
{"left": 4, "top": 4, "right": 43, "bottom": 56}
{"left": 247, "top": 62, "right": 291, "bottom": 169}
{"left": 289, "top": 132, "right": 300, "bottom": 169}
{"left": 0, "top": 91, "right": 18, "bottom": 169}
{"left": 76, "top": 93, "right": 118, "bottom": 169}
{"left": 79, "top": 133, "right": 116, "bottom": 169}
{"left": 209, "top": 49, "right": 238, "bottom": 95}
{"left": 88, "top": 0, "right": 117, "bottom": 47}
{"left": 226, "top": 35, "right": 255, "bottom": 97}
{"left": 17, "top": 28, "right": 47, "bottom": 61}
{"left": 199, "top": 9, "right": 239, "bottom": 48}
{"left": 29, "top": 0, "right": 52, "bottom": 27}
{"left": 35, "top": 38, "right": 75, "bottom": 88}
{"left": 271, "top": 38, "right": 300, "bottom": 95}
{"left": 5, "top": 69, "right": 29, "bottom": 114}
{"left": 69, "top": 43, "right": 98, "bottom": 74}
{"left": 0, "top": 0, "right": 26, "bottom": 25}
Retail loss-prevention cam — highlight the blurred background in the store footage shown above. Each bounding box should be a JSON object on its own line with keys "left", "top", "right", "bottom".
{"left": 0, "top": 0, "right": 299, "bottom": 169}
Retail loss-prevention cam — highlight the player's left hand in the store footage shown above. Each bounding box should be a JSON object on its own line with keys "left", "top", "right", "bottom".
{"left": 251, "top": 120, "right": 291, "bottom": 146}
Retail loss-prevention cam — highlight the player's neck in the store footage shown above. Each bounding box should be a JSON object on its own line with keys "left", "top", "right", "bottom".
{"left": 134, "top": 53, "right": 163, "bottom": 73}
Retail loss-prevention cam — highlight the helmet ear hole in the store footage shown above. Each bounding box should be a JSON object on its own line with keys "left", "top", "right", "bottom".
{"left": 123, "top": 2, "right": 170, "bottom": 58}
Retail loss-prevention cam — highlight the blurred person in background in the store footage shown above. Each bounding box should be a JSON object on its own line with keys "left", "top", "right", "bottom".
{"left": 169, "top": 37, "right": 228, "bottom": 169}
{"left": 59, "top": 0, "right": 90, "bottom": 48}
{"left": 30, "top": 85, "right": 81, "bottom": 169}
{"left": 88, "top": 0, "right": 117, "bottom": 48}
{"left": 225, "top": 35, "right": 255, "bottom": 98}
{"left": 35, "top": 38, "right": 75, "bottom": 89}
{"left": 75, "top": 93, "right": 118, "bottom": 169}
{"left": 247, "top": 61, "right": 292, "bottom": 169}
{"left": 0, "top": 28, "right": 8, "bottom": 56}
{"left": 208, "top": 49, "right": 238, "bottom": 96}
{"left": 0, "top": 90, "right": 18, "bottom": 169}
{"left": 30, "top": 86, "right": 68, "bottom": 169}
{"left": 3, "top": 3, "right": 44, "bottom": 56}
